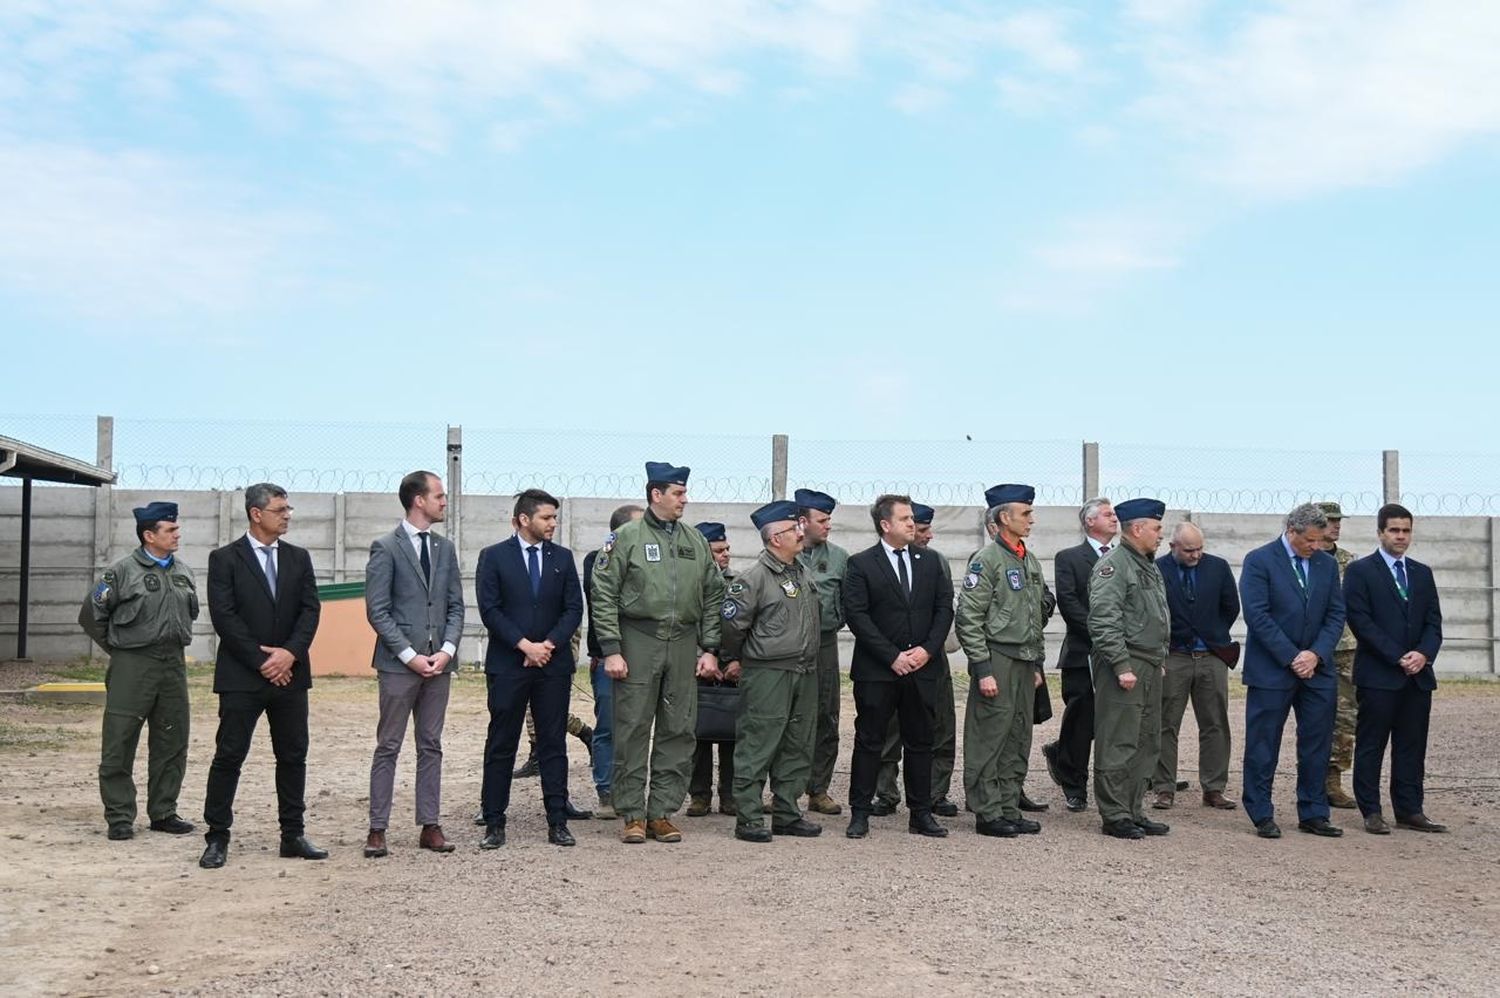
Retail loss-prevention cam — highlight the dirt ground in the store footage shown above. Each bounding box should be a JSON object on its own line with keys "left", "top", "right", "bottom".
{"left": 1, "top": 666, "right": 1497, "bottom": 997}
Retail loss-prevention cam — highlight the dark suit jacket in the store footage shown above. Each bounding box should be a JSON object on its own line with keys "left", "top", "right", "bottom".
{"left": 476, "top": 536, "right": 583, "bottom": 675}
{"left": 842, "top": 542, "right": 954, "bottom": 683}
{"left": 583, "top": 549, "right": 601, "bottom": 660}
{"left": 1158, "top": 552, "right": 1240, "bottom": 651}
{"left": 1239, "top": 537, "right": 1345, "bottom": 690}
{"left": 1343, "top": 552, "right": 1442, "bottom": 692}
{"left": 207, "top": 535, "right": 322, "bottom": 693}
{"left": 1053, "top": 541, "right": 1099, "bottom": 670}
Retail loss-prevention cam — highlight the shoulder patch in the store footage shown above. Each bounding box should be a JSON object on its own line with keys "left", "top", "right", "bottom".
{"left": 962, "top": 573, "right": 979, "bottom": 591}
{"left": 969, "top": 560, "right": 984, "bottom": 575}
{"left": 91, "top": 581, "right": 111, "bottom": 608}
{"left": 102, "top": 569, "right": 118, "bottom": 585}
{"left": 721, "top": 599, "right": 739, "bottom": 620}
{"left": 1098, "top": 565, "right": 1116, "bottom": 578}
{"left": 727, "top": 582, "right": 745, "bottom": 596}
{"left": 601, "top": 531, "right": 616, "bottom": 554}
{"left": 595, "top": 552, "right": 609, "bottom": 571}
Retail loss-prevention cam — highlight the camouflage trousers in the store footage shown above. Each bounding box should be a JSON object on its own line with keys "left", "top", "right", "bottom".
{"left": 1329, "top": 649, "right": 1356, "bottom": 774}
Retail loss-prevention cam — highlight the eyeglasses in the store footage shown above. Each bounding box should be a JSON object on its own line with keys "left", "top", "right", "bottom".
{"left": 772, "top": 524, "right": 803, "bottom": 539}
{"left": 259, "top": 505, "right": 294, "bottom": 517}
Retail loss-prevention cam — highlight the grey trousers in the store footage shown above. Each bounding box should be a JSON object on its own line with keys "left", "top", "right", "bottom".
{"left": 369, "top": 669, "right": 453, "bottom": 829}
{"left": 1153, "top": 651, "right": 1231, "bottom": 793}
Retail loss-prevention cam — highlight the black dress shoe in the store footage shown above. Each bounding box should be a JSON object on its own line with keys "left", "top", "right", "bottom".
{"left": 280, "top": 835, "right": 330, "bottom": 859}
{"left": 845, "top": 813, "right": 870, "bottom": 839}
{"left": 548, "top": 824, "right": 576, "bottom": 847}
{"left": 1395, "top": 813, "right": 1448, "bottom": 833}
{"left": 1176, "top": 780, "right": 1189, "bottom": 791}
{"left": 1134, "top": 817, "right": 1170, "bottom": 836}
{"left": 106, "top": 823, "right": 134, "bottom": 841}
{"left": 1019, "top": 793, "right": 1049, "bottom": 813}
{"left": 1041, "top": 740, "right": 1067, "bottom": 790}
{"left": 1011, "top": 816, "right": 1041, "bottom": 834}
{"left": 735, "top": 825, "right": 772, "bottom": 843}
{"left": 1297, "top": 818, "right": 1343, "bottom": 838}
{"left": 514, "top": 751, "right": 539, "bottom": 779}
{"left": 1364, "top": 814, "right": 1392, "bottom": 835}
{"left": 871, "top": 799, "right": 899, "bottom": 817}
{"left": 932, "top": 798, "right": 960, "bottom": 818}
{"left": 473, "top": 810, "right": 486, "bottom": 826}
{"left": 771, "top": 818, "right": 823, "bottom": 838}
{"left": 908, "top": 812, "right": 948, "bottom": 838}
{"left": 480, "top": 825, "right": 506, "bottom": 849}
{"left": 1102, "top": 819, "right": 1144, "bottom": 840}
{"left": 1255, "top": 819, "right": 1282, "bottom": 839}
{"left": 564, "top": 799, "right": 595, "bottom": 821}
{"left": 976, "top": 817, "right": 1019, "bottom": 838}
{"left": 198, "top": 839, "right": 228, "bottom": 869}
{"left": 149, "top": 815, "right": 195, "bottom": 835}
{"left": 1064, "top": 792, "right": 1088, "bottom": 813}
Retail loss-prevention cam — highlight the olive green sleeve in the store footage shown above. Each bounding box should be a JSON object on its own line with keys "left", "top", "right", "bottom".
{"left": 1087, "top": 566, "right": 1131, "bottom": 677}
{"left": 698, "top": 545, "right": 725, "bottom": 652}
{"left": 590, "top": 535, "right": 628, "bottom": 658}
{"left": 956, "top": 560, "right": 996, "bottom": 679}
{"left": 718, "top": 576, "right": 754, "bottom": 662}
{"left": 78, "top": 570, "right": 117, "bottom": 653}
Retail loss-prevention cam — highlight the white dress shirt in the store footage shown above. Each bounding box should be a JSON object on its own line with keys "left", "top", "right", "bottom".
{"left": 1087, "top": 535, "right": 1113, "bottom": 557}
{"left": 880, "top": 539, "right": 913, "bottom": 593}
{"left": 245, "top": 534, "right": 279, "bottom": 591}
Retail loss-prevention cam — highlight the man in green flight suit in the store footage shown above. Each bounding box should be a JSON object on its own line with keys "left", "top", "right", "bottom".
{"left": 591, "top": 462, "right": 726, "bottom": 844}
{"left": 719, "top": 500, "right": 824, "bottom": 842}
{"left": 958, "top": 485, "right": 1051, "bottom": 837}
{"left": 793, "top": 488, "right": 849, "bottom": 816}
{"left": 78, "top": 501, "right": 199, "bottom": 841}
{"left": 1318, "top": 501, "right": 1359, "bottom": 809}
{"left": 1087, "top": 498, "right": 1171, "bottom": 840}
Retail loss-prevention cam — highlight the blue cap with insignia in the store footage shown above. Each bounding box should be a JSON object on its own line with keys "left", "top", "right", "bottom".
{"left": 1114, "top": 498, "right": 1166, "bottom": 522}
{"left": 793, "top": 488, "right": 837, "bottom": 513}
{"left": 132, "top": 501, "right": 179, "bottom": 525}
{"left": 644, "top": 461, "right": 690, "bottom": 485}
{"left": 751, "top": 500, "right": 800, "bottom": 531}
{"left": 695, "top": 521, "right": 727, "bottom": 543}
{"left": 912, "top": 502, "right": 935, "bottom": 525}
{"left": 984, "top": 484, "right": 1035, "bottom": 508}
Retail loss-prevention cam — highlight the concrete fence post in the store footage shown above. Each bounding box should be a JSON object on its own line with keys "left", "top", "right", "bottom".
{"left": 1382, "top": 449, "right": 1401, "bottom": 505}
{"left": 1082, "top": 441, "right": 1100, "bottom": 501}
{"left": 89, "top": 416, "right": 115, "bottom": 664}
{"left": 772, "top": 433, "right": 789, "bottom": 500}
{"left": 1490, "top": 518, "right": 1499, "bottom": 678}
{"left": 447, "top": 426, "right": 464, "bottom": 569}
{"left": 333, "top": 493, "right": 348, "bottom": 583}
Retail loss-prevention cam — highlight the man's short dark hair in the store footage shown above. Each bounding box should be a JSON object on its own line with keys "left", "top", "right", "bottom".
{"left": 398, "top": 471, "right": 438, "bottom": 512}
{"left": 646, "top": 481, "right": 671, "bottom": 505}
{"left": 1378, "top": 503, "right": 1414, "bottom": 532}
{"left": 609, "top": 504, "right": 645, "bottom": 530}
{"left": 135, "top": 519, "right": 169, "bottom": 546}
{"left": 244, "top": 482, "right": 287, "bottom": 518}
{"left": 870, "top": 493, "right": 913, "bottom": 534}
{"left": 515, "top": 488, "right": 560, "bottom": 520}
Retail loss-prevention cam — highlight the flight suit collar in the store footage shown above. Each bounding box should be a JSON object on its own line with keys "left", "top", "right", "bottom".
{"left": 644, "top": 508, "right": 677, "bottom": 533}
{"left": 759, "top": 549, "right": 798, "bottom": 575}
{"left": 133, "top": 547, "right": 173, "bottom": 570}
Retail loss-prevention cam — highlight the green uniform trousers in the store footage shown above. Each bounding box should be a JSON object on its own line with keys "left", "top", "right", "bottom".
{"left": 806, "top": 631, "right": 841, "bottom": 796}
{"left": 1152, "top": 651, "right": 1231, "bottom": 793}
{"left": 1093, "top": 656, "right": 1163, "bottom": 824}
{"left": 1330, "top": 649, "right": 1356, "bottom": 774}
{"left": 877, "top": 673, "right": 956, "bottom": 804}
{"left": 732, "top": 667, "right": 817, "bottom": 828}
{"left": 962, "top": 652, "right": 1034, "bottom": 822}
{"left": 611, "top": 629, "right": 699, "bottom": 822}
{"left": 99, "top": 648, "right": 190, "bottom": 826}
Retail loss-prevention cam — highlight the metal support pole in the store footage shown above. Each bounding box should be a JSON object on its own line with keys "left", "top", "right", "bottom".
{"left": 17, "top": 477, "right": 32, "bottom": 660}
{"left": 1382, "top": 449, "right": 1401, "bottom": 505}
{"left": 771, "top": 434, "right": 789, "bottom": 500}
{"left": 447, "top": 426, "right": 464, "bottom": 567}
{"left": 1082, "top": 441, "right": 1100, "bottom": 500}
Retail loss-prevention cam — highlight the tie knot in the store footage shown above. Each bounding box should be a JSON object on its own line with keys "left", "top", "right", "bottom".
{"left": 1099, "top": 545, "right": 1109, "bottom": 554}
{"left": 527, "top": 545, "right": 538, "bottom": 554}
{"left": 418, "top": 531, "right": 429, "bottom": 539}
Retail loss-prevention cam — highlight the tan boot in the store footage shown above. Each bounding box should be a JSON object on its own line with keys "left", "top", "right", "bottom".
{"left": 646, "top": 818, "right": 682, "bottom": 842}
{"left": 806, "top": 792, "right": 843, "bottom": 815}
{"left": 620, "top": 819, "right": 647, "bottom": 844}
{"left": 1326, "top": 772, "right": 1357, "bottom": 809}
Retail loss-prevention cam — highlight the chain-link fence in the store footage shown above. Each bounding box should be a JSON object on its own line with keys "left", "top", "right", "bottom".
{"left": 789, "top": 437, "right": 1080, "bottom": 507}
{"left": 1400, "top": 450, "right": 1500, "bottom": 516}
{"left": 1100, "top": 443, "right": 1382, "bottom": 515}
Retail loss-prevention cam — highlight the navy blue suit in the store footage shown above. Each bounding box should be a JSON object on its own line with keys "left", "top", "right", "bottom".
{"left": 1238, "top": 536, "right": 1346, "bottom": 824}
{"left": 1343, "top": 551, "right": 1442, "bottom": 818}
{"left": 476, "top": 536, "right": 583, "bottom": 826}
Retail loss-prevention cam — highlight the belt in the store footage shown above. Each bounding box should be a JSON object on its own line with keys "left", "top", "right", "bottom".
{"left": 1171, "top": 648, "right": 1211, "bottom": 659}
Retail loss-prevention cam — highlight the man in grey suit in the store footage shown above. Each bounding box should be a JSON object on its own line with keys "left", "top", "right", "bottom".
{"left": 363, "top": 470, "right": 466, "bottom": 858}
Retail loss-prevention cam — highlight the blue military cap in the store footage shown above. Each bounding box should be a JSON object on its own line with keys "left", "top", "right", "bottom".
{"left": 983, "top": 484, "right": 1035, "bottom": 508}
{"left": 793, "top": 488, "right": 837, "bottom": 513}
{"left": 695, "top": 521, "right": 727, "bottom": 543}
{"left": 132, "top": 501, "right": 179, "bottom": 525}
{"left": 912, "top": 502, "right": 935, "bottom": 525}
{"left": 750, "top": 500, "right": 800, "bottom": 531}
{"left": 644, "top": 461, "right": 690, "bottom": 485}
{"left": 1114, "top": 498, "right": 1166, "bottom": 522}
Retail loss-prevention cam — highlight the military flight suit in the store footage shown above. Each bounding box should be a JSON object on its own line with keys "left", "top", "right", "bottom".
{"left": 689, "top": 566, "right": 738, "bottom": 813}
{"left": 877, "top": 549, "right": 957, "bottom": 807}
{"left": 796, "top": 539, "right": 849, "bottom": 799}
{"left": 78, "top": 548, "right": 199, "bottom": 828}
{"left": 1086, "top": 544, "right": 1169, "bottom": 825}
{"left": 592, "top": 510, "right": 726, "bottom": 822}
{"left": 1326, "top": 543, "right": 1358, "bottom": 799}
{"left": 721, "top": 550, "right": 822, "bottom": 829}
{"left": 957, "top": 538, "right": 1049, "bottom": 823}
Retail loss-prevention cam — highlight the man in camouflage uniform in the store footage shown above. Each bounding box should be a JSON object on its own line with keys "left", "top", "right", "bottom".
{"left": 1319, "top": 501, "right": 1359, "bottom": 809}
{"left": 1087, "top": 498, "right": 1171, "bottom": 840}
{"left": 793, "top": 488, "right": 849, "bottom": 815}
{"left": 719, "top": 501, "right": 823, "bottom": 842}
{"left": 78, "top": 501, "right": 199, "bottom": 841}
{"left": 592, "top": 462, "right": 726, "bottom": 843}
{"left": 687, "top": 521, "right": 738, "bottom": 816}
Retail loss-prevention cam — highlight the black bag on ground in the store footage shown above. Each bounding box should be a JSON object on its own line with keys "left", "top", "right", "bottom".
{"left": 696, "top": 682, "right": 742, "bottom": 741}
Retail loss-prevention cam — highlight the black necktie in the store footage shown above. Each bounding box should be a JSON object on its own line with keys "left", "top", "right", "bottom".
{"left": 1183, "top": 567, "right": 1197, "bottom": 601}
{"left": 418, "top": 531, "right": 432, "bottom": 584}
{"left": 895, "top": 548, "right": 910, "bottom": 597}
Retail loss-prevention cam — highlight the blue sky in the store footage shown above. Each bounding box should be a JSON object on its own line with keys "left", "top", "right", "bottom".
{"left": 2, "top": 1, "right": 1496, "bottom": 460}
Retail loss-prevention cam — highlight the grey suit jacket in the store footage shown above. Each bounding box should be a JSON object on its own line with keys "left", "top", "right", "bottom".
{"left": 365, "top": 523, "right": 465, "bottom": 673}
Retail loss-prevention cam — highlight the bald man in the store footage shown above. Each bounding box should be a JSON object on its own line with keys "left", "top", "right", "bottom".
{"left": 1152, "top": 523, "right": 1241, "bottom": 810}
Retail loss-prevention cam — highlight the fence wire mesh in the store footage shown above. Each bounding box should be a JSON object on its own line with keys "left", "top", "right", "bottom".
{"left": 789, "top": 437, "right": 1080, "bottom": 507}
{"left": 1401, "top": 451, "right": 1500, "bottom": 516}
{"left": 1100, "top": 443, "right": 1382, "bottom": 515}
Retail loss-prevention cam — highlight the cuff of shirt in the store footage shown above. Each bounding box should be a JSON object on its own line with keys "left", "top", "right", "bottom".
{"left": 440, "top": 642, "right": 457, "bottom": 659}
{"left": 397, "top": 646, "right": 417, "bottom": 664}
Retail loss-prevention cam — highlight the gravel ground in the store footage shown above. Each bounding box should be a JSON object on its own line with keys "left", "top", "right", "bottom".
{"left": 1, "top": 668, "right": 1497, "bottom": 997}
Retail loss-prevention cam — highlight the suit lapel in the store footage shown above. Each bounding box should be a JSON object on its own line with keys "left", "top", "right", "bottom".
{"left": 236, "top": 535, "right": 276, "bottom": 603}
{"left": 393, "top": 526, "right": 430, "bottom": 591}
{"left": 871, "top": 545, "right": 903, "bottom": 600}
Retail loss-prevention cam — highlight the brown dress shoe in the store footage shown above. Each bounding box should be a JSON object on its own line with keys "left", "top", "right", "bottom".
{"left": 685, "top": 796, "right": 711, "bottom": 817}
{"left": 364, "top": 829, "right": 388, "bottom": 858}
{"left": 806, "top": 793, "right": 843, "bottom": 815}
{"left": 1202, "top": 791, "right": 1237, "bottom": 810}
{"left": 621, "top": 819, "right": 647, "bottom": 844}
{"left": 1152, "top": 791, "right": 1175, "bottom": 810}
{"left": 646, "top": 818, "right": 683, "bottom": 842}
{"left": 419, "top": 824, "right": 455, "bottom": 853}
{"left": 718, "top": 798, "right": 737, "bottom": 816}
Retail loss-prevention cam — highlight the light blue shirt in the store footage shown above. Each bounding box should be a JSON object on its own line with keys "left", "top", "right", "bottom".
{"left": 1377, "top": 547, "right": 1409, "bottom": 590}
{"left": 1279, "top": 534, "right": 1309, "bottom": 590}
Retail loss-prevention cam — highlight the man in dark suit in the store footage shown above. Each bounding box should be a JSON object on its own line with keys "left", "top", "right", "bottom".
{"left": 199, "top": 483, "right": 325, "bottom": 869}
{"left": 1152, "top": 521, "right": 1241, "bottom": 810}
{"left": 1043, "top": 497, "right": 1117, "bottom": 812}
{"left": 842, "top": 494, "right": 955, "bottom": 839}
{"left": 1239, "top": 502, "right": 1347, "bottom": 839}
{"left": 1343, "top": 503, "right": 1446, "bottom": 834}
{"left": 476, "top": 489, "right": 585, "bottom": 848}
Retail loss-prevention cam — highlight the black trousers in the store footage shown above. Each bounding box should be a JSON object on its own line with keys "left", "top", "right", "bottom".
{"left": 690, "top": 740, "right": 735, "bottom": 799}
{"left": 1354, "top": 683, "right": 1432, "bottom": 819}
{"left": 848, "top": 676, "right": 935, "bottom": 815}
{"left": 482, "top": 667, "right": 571, "bottom": 826}
{"left": 1052, "top": 667, "right": 1095, "bottom": 792}
{"left": 203, "top": 686, "right": 309, "bottom": 842}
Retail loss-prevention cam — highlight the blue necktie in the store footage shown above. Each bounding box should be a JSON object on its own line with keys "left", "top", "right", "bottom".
{"left": 1393, "top": 559, "right": 1409, "bottom": 600}
{"left": 527, "top": 545, "right": 541, "bottom": 597}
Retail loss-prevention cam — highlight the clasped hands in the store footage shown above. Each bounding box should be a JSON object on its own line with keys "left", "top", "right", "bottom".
{"left": 517, "top": 639, "right": 555, "bottom": 669}
{"left": 405, "top": 649, "right": 452, "bottom": 677}
{"left": 1398, "top": 650, "right": 1428, "bottom": 676}
{"left": 258, "top": 645, "right": 296, "bottom": 686}
{"left": 890, "top": 646, "right": 930, "bottom": 677}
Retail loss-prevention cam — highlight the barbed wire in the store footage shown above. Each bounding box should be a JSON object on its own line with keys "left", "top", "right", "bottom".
{"left": 791, "top": 480, "right": 1083, "bottom": 507}
{"left": 463, "top": 471, "right": 772, "bottom": 502}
